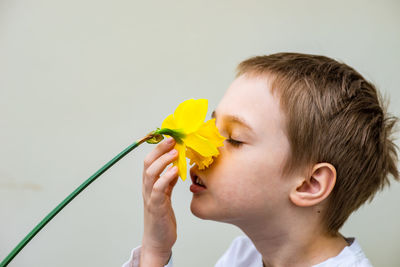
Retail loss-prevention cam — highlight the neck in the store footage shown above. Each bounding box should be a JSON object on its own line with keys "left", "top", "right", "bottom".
{"left": 233, "top": 217, "right": 348, "bottom": 267}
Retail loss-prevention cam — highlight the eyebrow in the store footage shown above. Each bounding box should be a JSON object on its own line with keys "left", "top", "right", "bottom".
{"left": 211, "top": 110, "right": 254, "bottom": 133}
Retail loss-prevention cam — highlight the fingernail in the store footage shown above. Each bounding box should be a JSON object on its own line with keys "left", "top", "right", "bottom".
{"left": 169, "top": 149, "right": 177, "bottom": 155}
{"left": 170, "top": 166, "right": 178, "bottom": 173}
{"left": 166, "top": 137, "right": 174, "bottom": 144}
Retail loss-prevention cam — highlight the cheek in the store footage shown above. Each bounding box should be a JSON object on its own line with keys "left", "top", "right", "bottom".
{"left": 211, "top": 155, "right": 275, "bottom": 208}
{"left": 214, "top": 149, "right": 288, "bottom": 207}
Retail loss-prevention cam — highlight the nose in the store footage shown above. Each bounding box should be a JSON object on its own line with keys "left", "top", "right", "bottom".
{"left": 189, "top": 165, "right": 198, "bottom": 176}
{"left": 189, "top": 165, "right": 199, "bottom": 183}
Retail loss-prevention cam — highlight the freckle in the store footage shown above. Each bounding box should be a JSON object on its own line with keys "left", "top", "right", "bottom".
{"left": 317, "top": 210, "right": 321, "bottom": 213}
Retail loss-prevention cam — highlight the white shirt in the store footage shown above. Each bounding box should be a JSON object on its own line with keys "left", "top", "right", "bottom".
{"left": 122, "top": 235, "right": 373, "bottom": 267}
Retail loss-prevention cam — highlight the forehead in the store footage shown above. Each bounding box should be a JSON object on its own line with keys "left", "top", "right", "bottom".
{"left": 216, "top": 74, "right": 285, "bottom": 134}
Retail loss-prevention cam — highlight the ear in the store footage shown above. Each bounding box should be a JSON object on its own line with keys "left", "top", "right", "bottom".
{"left": 289, "top": 163, "right": 336, "bottom": 207}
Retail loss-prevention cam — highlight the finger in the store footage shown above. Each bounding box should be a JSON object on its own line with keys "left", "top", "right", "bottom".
{"left": 143, "top": 138, "right": 175, "bottom": 170}
{"left": 165, "top": 175, "right": 179, "bottom": 197}
{"left": 160, "top": 164, "right": 179, "bottom": 197}
{"left": 151, "top": 166, "right": 179, "bottom": 205}
{"left": 146, "top": 148, "right": 178, "bottom": 180}
{"left": 143, "top": 148, "right": 178, "bottom": 196}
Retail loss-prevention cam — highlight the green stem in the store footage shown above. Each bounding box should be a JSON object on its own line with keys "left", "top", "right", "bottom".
{"left": 0, "top": 135, "right": 153, "bottom": 267}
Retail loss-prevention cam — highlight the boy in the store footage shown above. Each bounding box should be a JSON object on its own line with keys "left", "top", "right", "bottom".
{"left": 123, "top": 53, "right": 399, "bottom": 266}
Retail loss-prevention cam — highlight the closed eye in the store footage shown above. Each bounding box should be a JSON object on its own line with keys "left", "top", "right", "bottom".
{"left": 226, "top": 138, "right": 243, "bottom": 147}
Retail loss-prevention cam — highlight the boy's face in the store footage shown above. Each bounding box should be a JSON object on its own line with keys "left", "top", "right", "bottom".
{"left": 190, "top": 74, "right": 294, "bottom": 225}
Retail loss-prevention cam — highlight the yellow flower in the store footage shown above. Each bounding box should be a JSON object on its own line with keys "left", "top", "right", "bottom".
{"left": 161, "top": 99, "right": 226, "bottom": 180}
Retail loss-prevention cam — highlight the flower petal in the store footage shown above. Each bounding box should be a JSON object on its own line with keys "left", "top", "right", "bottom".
{"left": 184, "top": 118, "right": 226, "bottom": 157}
{"left": 161, "top": 114, "right": 178, "bottom": 130}
{"left": 184, "top": 132, "right": 219, "bottom": 157}
{"left": 173, "top": 99, "right": 208, "bottom": 134}
{"left": 196, "top": 119, "right": 226, "bottom": 147}
{"left": 174, "top": 143, "right": 187, "bottom": 181}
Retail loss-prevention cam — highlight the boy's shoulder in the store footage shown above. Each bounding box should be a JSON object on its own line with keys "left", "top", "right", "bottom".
{"left": 313, "top": 237, "right": 373, "bottom": 267}
{"left": 216, "top": 236, "right": 373, "bottom": 267}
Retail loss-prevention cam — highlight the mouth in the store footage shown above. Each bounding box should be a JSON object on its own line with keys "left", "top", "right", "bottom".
{"left": 190, "top": 169, "right": 207, "bottom": 193}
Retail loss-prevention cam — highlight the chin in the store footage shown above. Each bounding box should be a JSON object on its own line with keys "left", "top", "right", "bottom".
{"left": 190, "top": 197, "right": 231, "bottom": 222}
{"left": 190, "top": 198, "right": 209, "bottom": 219}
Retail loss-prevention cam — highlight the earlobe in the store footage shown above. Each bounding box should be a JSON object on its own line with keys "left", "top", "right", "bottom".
{"left": 289, "top": 163, "right": 337, "bottom": 207}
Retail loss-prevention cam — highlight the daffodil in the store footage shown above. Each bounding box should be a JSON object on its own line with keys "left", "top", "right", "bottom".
{"left": 1, "top": 98, "right": 225, "bottom": 266}
{"left": 160, "top": 99, "right": 225, "bottom": 180}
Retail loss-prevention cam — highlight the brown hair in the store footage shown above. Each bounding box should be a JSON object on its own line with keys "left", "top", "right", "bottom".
{"left": 236, "top": 52, "right": 399, "bottom": 234}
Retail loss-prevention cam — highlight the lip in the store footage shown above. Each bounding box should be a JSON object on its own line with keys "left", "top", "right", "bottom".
{"left": 190, "top": 183, "right": 207, "bottom": 193}
{"left": 190, "top": 168, "right": 207, "bottom": 193}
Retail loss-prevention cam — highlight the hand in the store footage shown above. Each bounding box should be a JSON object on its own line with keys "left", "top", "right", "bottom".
{"left": 140, "top": 137, "right": 179, "bottom": 266}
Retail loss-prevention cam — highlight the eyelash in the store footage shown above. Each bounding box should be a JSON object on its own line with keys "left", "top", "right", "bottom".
{"left": 226, "top": 137, "right": 243, "bottom": 147}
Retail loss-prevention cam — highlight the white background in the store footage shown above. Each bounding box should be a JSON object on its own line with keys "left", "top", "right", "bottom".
{"left": 1, "top": 0, "right": 399, "bottom": 266}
